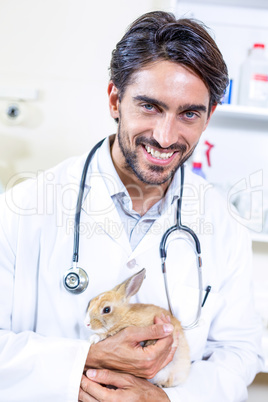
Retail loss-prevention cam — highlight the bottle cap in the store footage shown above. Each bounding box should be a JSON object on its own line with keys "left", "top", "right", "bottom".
{"left": 253, "top": 43, "right": 265, "bottom": 49}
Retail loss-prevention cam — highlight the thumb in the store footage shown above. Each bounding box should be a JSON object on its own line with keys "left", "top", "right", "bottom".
{"left": 86, "top": 368, "right": 130, "bottom": 388}
{"left": 128, "top": 323, "right": 174, "bottom": 343}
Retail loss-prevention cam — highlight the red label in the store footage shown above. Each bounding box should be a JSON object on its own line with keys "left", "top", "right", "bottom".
{"left": 253, "top": 74, "right": 268, "bottom": 82}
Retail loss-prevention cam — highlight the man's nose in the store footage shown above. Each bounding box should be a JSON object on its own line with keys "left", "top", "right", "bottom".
{"left": 153, "top": 114, "right": 178, "bottom": 149}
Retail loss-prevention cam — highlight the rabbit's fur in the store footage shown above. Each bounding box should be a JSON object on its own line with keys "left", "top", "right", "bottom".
{"left": 84, "top": 268, "right": 190, "bottom": 387}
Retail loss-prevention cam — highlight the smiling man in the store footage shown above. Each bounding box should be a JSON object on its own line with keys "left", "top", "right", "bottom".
{"left": 108, "top": 61, "right": 215, "bottom": 215}
{"left": 0, "top": 11, "right": 263, "bottom": 402}
{"left": 78, "top": 11, "right": 263, "bottom": 401}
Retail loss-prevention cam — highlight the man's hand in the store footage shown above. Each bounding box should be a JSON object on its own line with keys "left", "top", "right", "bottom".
{"left": 79, "top": 369, "right": 170, "bottom": 402}
{"left": 84, "top": 319, "right": 177, "bottom": 379}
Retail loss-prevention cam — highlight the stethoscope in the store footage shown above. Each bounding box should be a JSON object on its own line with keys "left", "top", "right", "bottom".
{"left": 63, "top": 138, "right": 105, "bottom": 294}
{"left": 159, "top": 174, "right": 204, "bottom": 329}
{"left": 63, "top": 138, "right": 206, "bottom": 329}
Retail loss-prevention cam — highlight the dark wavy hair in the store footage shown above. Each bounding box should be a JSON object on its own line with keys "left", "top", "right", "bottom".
{"left": 110, "top": 11, "right": 229, "bottom": 115}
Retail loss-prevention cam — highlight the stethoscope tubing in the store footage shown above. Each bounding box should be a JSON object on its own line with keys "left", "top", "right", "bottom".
{"left": 159, "top": 164, "right": 203, "bottom": 329}
{"left": 63, "top": 138, "right": 105, "bottom": 294}
{"left": 73, "top": 138, "right": 105, "bottom": 264}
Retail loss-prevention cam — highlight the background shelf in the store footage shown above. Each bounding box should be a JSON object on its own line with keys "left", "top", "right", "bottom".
{"left": 251, "top": 233, "right": 268, "bottom": 244}
{"left": 215, "top": 104, "right": 268, "bottom": 121}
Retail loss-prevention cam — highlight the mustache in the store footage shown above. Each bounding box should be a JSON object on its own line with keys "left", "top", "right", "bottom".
{"left": 135, "top": 136, "right": 187, "bottom": 154}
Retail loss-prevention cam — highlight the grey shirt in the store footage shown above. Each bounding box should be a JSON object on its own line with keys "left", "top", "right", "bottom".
{"left": 97, "top": 138, "right": 179, "bottom": 250}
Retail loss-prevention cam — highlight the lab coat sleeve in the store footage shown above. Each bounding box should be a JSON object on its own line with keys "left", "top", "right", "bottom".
{"left": 163, "top": 223, "right": 264, "bottom": 402}
{"left": 0, "top": 193, "right": 89, "bottom": 402}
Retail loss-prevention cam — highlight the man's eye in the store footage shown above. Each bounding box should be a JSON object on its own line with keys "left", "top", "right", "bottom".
{"left": 143, "top": 104, "right": 154, "bottom": 111}
{"left": 185, "top": 111, "right": 196, "bottom": 119}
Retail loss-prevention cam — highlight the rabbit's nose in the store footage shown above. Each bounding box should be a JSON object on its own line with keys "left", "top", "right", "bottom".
{"left": 84, "top": 315, "right": 91, "bottom": 327}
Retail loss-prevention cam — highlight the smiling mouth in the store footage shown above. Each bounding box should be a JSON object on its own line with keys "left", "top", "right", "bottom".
{"left": 144, "top": 145, "right": 175, "bottom": 160}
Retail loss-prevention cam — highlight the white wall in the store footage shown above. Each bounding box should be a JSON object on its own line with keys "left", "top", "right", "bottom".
{"left": 0, "top": 0, "right": 175, "bottom": 188}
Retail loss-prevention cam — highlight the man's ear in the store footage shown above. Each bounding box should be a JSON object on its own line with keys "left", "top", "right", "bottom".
{"left": 108, "top": 81, "right": 120, "bottom": 120}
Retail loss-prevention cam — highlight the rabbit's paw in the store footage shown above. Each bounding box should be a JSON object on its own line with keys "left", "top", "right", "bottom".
{"left": 88, "top": 334, "right": 101, "bottom": 346}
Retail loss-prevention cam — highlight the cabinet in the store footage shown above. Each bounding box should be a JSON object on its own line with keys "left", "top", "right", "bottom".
{"left": 211, "top": 103, "right": 268, "bottom": 372}
{"left": 186, "top": 0, "right": 268, "bottom": 9}
{"left": 215, "top": 104, "right": 268, "bottom": 121}
{"left": 208, "top": 104, "right": 268, "bottom": 243}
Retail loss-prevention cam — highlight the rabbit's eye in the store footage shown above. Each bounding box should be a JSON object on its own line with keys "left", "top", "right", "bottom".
{"left": 102, "top": 306, "right": 111, "bottom": 314}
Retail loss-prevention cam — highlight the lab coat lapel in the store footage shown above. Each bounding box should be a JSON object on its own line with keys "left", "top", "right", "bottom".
{"left": 67, "top": 140, "right": 131, "bottom": 254}
{"left": 81, "top": 167, "right": 132, "bottom": 255}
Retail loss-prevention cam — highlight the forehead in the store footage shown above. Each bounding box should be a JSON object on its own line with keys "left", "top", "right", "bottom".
{"left": 125, "top": 60, "right": 210, "bottom": 107}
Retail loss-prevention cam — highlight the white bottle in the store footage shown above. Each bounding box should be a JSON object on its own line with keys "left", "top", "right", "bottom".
{"left": 238, "top": 43, "right": 268, "bottom": 108}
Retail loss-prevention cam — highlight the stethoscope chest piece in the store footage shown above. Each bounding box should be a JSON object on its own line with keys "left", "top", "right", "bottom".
{"left": 63, "top": 267, "right": 89, "bottom": 294}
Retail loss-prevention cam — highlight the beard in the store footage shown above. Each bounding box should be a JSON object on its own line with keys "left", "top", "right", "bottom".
{"left": 117, "top": 120, "right": 196, "bottom": 186}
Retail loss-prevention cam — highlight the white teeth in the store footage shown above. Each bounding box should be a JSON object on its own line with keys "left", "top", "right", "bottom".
{"left": 145, "top": 145, "right": 174, "bottom": 160}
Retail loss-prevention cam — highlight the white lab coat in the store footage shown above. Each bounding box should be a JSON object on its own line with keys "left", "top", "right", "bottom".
{"left": 0, "top": 138, "right": 263, "bottom": 402}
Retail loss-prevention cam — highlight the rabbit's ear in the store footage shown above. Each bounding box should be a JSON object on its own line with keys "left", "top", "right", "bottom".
{"left": 116, "top": 268, "right": 146, "bottom": 300}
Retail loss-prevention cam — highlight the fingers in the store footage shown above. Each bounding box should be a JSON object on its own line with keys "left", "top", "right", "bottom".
{"left": 85, "top": 320, "right": 177, "bottom": 381}
{"left": 161, "top": 331, "right": 179, "bottom": 367}
{"left": 80, "top": 371, "right": 132, "bottom": 402}
{"left": 79, "top": 380, "right": 99, "bottom": 402}
{"left": 113, "top": 323, "right": 175, "bottom": 379}
{"left": 154, "top": 313, "right": 171, "bottom": 325}
{"left": 86, "top": 368, "right": 130, "bottom": 388}
{"left": 80, "top": 374, "right": 106, "bottom": 401}
{"left": 80, "top": 370, "right": 170, "bottom": 402}
{"left": 154, "top": 314, "right": 179, "bottom": 348}
{"left": 153, "top": 315, "right": 179, "bottom": 367}
{"left": 126, "top": 321, "right": 174, "bottom": 344}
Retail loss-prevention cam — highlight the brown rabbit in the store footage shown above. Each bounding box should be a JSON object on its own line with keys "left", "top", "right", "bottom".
{"left": 84, "top": 268, "right": 190, "bottom": 387}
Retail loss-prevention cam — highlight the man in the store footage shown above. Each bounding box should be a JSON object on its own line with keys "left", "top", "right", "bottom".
{"left": 0, "top": 11, "right": 263, "bottom": 402}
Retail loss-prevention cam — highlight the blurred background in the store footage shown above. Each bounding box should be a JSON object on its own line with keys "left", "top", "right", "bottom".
{"left": 0, "top": 0, "right": 267, "bottom": 398}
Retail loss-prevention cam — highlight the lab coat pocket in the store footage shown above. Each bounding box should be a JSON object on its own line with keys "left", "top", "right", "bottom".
{"left": 173, "top": 285, "right": 221, "bottom": 361}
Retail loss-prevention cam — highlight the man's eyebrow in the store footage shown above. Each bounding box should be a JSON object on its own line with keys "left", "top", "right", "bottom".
{"left": 179, "top": 103, "right": 207, "bottom": 112}
{"left": 179, "top": 103, "right": 207, "bottom": 113}
{"left": 133, "top": 95, "right": 207, "bottom": 113}
{"left": 133, "top": 95, "right": 168, "bottom": 109}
